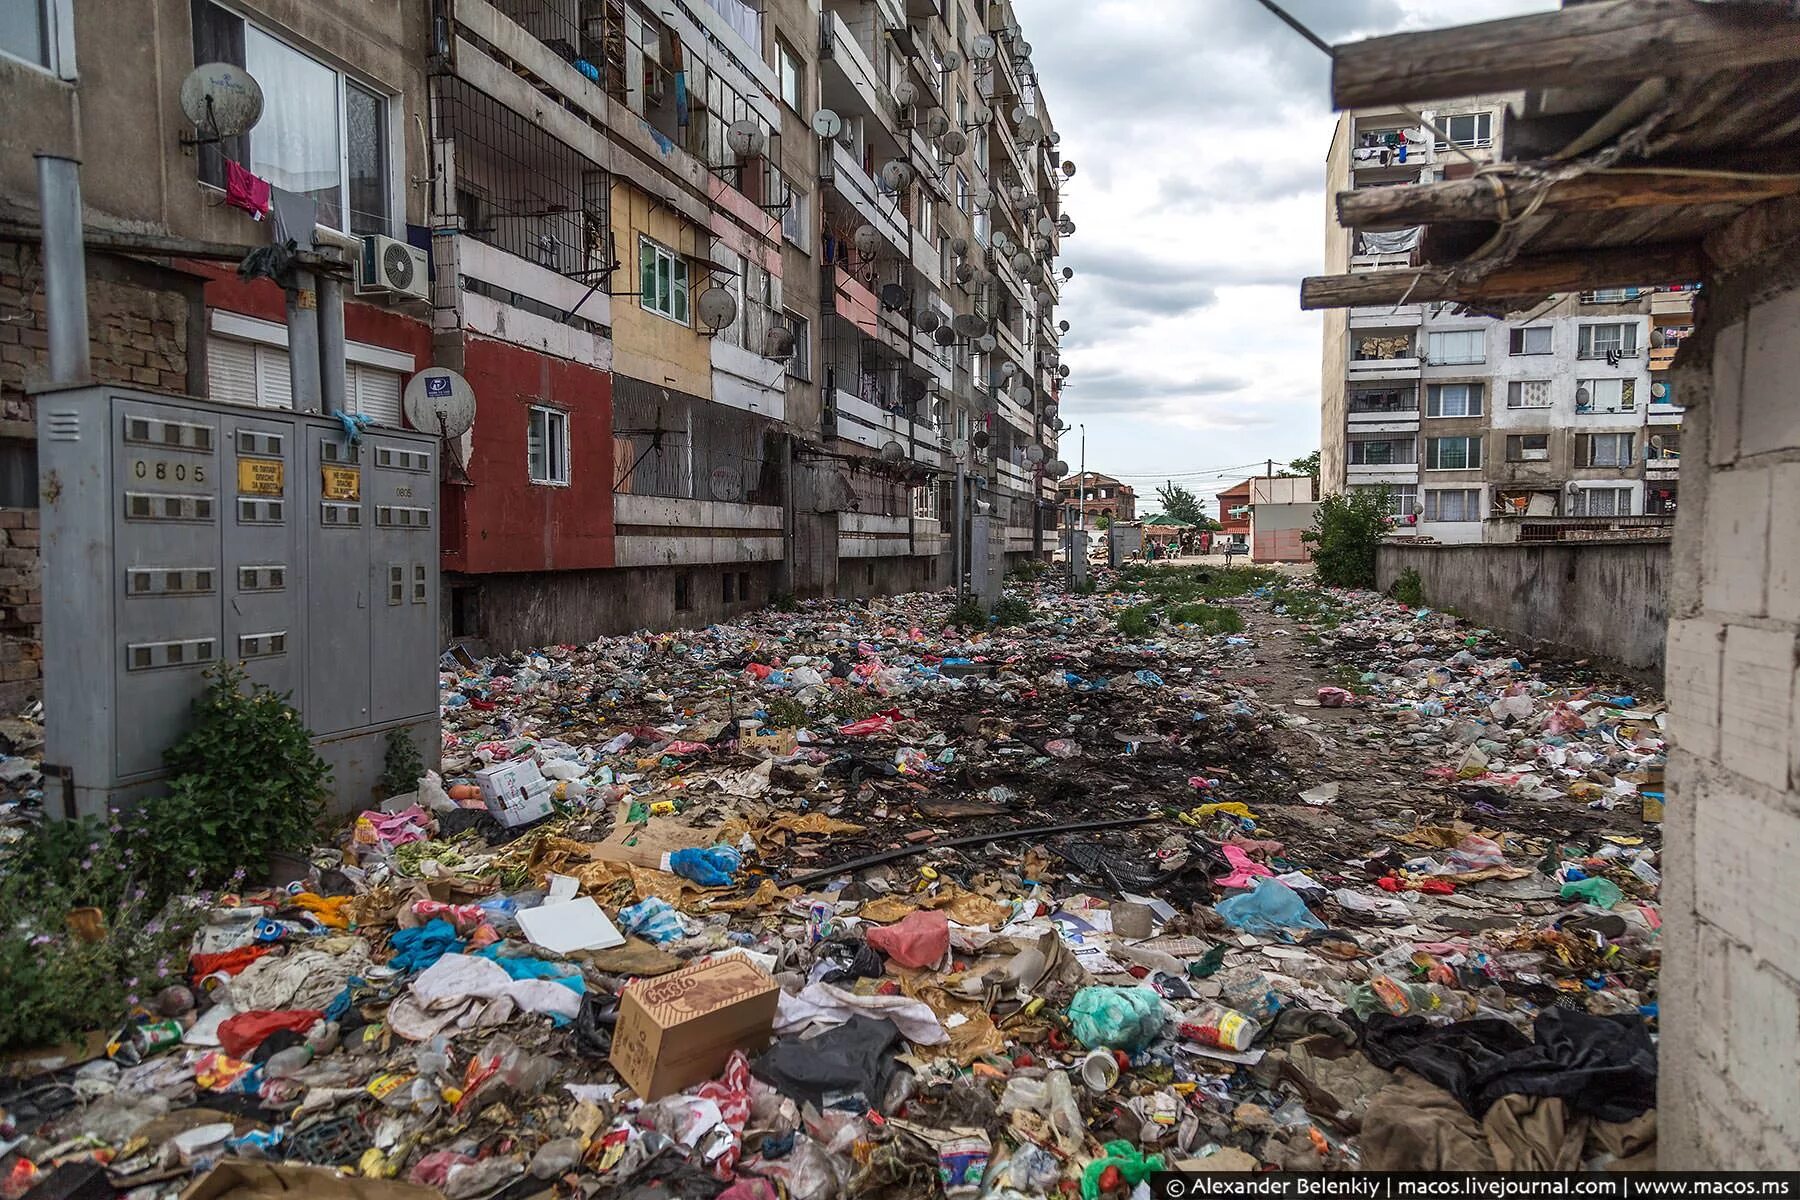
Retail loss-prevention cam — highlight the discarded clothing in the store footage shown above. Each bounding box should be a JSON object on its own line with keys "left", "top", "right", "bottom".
{"left": 774, "top": 981, "right": 948, "bottom": 1044}
{"left": 751, "top": 1014, "right": 903, "bottom": 1109}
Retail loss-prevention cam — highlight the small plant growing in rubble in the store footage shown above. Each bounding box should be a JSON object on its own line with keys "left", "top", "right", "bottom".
{"left": 948, "top": 594, "right": 986, "bottom": 630}
{"left": 764, "top": 697, "right": 807, "bottom": 729}
{"left": 379, "top": 727, "right": 424, "bottom": 799}
{"left": 1391, "top": 566, "right": 1426, "bottom": 608}
{"left": 993, "top": 595, "right": 1034, "bottom": 626}
{"left": 771, "top": 591, "right": 799, "bottom": 613}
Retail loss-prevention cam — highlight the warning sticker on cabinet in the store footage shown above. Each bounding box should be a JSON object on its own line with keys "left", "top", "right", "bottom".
{"left": 322, "top": 466, "right": 362, "bottom": 501}
{"left": 237, "top": 457, "right": 284, "bottom": 495}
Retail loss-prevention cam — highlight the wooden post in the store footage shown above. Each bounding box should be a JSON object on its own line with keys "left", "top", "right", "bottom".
{"left": 1299, "top": 242, "right": 1706, "bottom": 310}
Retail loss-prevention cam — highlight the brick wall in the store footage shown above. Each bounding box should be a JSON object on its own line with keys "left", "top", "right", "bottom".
{"left": 0, "top": 244, "right": 195, "bottom": 711}
{"left": 1659, "top": 258, "right": 1800, "bottom": 1166}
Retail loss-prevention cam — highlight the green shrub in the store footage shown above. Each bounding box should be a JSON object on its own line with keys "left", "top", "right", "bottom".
{"left": 763, "top": 697, "right": 807, "bottom": 729}
{"left": 1391, "top": 566, "right": 1425, "bottom": 608}
{"left": 1164, "top": 602, "right": 1245, "bottom": 635}
{"left": 1009, "top": 557, "right": 1048, "bottom": 581}
{"left": 993, "top": 595, "right": 1034, "bottom": 626}
{"left": 379, "top": 727, "right": 424, "bottom": 799}
{"left": 771, "top": 592, "right": 799, "bottom": 613}
{"left": 1116, "top": 604, "right": 1154, "bottom": 638}
{"left": 1304, "top": 488, "right": 1392, "bottom": 589}
{"left": 948, "top": 594, "right": 986, "bottom": 630}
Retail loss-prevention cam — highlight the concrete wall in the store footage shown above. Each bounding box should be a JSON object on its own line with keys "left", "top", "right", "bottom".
{"left": 455, "top": 559, "right": 782, "bottom": 650}
{"left": 1660, "top": 248, "right": 1800, "bottom": 1168}
{"left": 1375, "top": 538, "right": 1668, "bottom": 672}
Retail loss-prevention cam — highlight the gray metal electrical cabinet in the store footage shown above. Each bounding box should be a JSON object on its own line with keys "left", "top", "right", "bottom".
{"left": 37, "top": 383, "right": 440, "bottom": 818}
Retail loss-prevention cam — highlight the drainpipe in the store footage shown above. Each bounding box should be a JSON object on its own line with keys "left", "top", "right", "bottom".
{"left": 952, "top": 452, "right": 965, "bottom": 591}
{"left": 778, "top": 433, "right": 795, "bottom": 597}
{"left": 35, "top": 154, "right": 90, "bottom": 385}
{"left": 317, "top": 273, "right": 347, "bottom": 416}
{"left": 286, "top": 269, "right": 322, "bottom": 413}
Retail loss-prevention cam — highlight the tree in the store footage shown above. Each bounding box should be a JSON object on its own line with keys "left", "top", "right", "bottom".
{"left": 1288, "top": 450, "right": 1320, "bottom": 479}
{"left": 1155, "top": 482, "right": 1207, "bottom": 526}
{"left": 1301, "top": 485, "right": 1391, "bottom": 588}
{"left": 1095, "top": 512, "right": 1113, "bottom": 530}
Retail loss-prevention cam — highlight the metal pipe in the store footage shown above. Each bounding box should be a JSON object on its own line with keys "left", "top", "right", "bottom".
{"left": 777, "top": 434, "right": 794, "bottom": 597}
{"left": 952, "top": 455, "right": 966, "bottom": 591}
{"left": 285, "top": 268, "right": 322, "bottom": 413}
{"left": 317, "top": 273, "right": 347, "bottom": 416}
{"left": 34, "top": 154, "right": 90, "bottom": 385}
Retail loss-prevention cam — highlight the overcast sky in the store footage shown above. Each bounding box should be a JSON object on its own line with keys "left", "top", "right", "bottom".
{"left": 1030, "top": 0, "right": 1554, "bottom": 512}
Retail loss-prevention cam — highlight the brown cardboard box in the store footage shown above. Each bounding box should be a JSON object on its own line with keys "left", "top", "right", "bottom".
{"left": 609, "top": 954, "right": 779, "bottom": 1100}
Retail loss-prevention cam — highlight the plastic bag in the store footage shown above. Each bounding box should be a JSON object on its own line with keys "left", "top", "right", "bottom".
{"left": 1080, "top": 1140, "right": 1165, "bottom": 1200}
{"left": 864, "top": 909, "right": 949, "bottom": 968}
{"left": 670, "top": 845, "right": 743, "bottom": 887}
{"left": 1561, "top": 877, "right": 1623, "bottom": 908}
{"left": 1068, "top": 986, "right": 1167, "bottom": 1051}
{"left": 1444, "top": 834, "right": 1507, "bottom": 875}
{"left": 999, "top": 1069, "right": 1084, "bottom": 1152}
{"left": 620, "top": 897, "right": 685, "bottom": 944}
{"left": 1215, "top": 878, "right": 1326, "bottom": 936}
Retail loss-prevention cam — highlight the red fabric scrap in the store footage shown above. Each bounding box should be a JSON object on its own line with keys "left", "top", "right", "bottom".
{"left": 188, "top": 943, "right": 279, "bottom": 978}
{"left": 224, "top": 159, "right": 271, "bottom": 220}
{"left": 218, "top": 1009, "right": 323, "bottom": 1058}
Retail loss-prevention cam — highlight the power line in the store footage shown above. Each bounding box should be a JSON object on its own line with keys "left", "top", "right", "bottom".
{"left": 1250, "top": 0, "right": 1333, "bottom": 56}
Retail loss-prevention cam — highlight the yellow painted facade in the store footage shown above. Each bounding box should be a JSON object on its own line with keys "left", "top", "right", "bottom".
{"left": 609, "top": 180, "right": 713, "bottom": 398}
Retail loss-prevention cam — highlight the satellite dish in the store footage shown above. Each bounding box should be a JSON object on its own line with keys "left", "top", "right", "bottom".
{"left": 915, "top": 307, "right": 942, "bottom": 332}
{"left": 1018, "top": 115, "right": 1044, "bottom": 143}
{"left": 893, "top": 79, "right": 919, "bottom": 107}
{"left": 881, "top": 440, "right": 905, "bottom": 463}
{"left": 970, "top": 33, "right": 996, "bottom": 60}
{"left": 1061, "top": 266, "right": 1074, "bottom": 281}
{"left": 1059, "top": 320, "right": 1071, "bottom": 332}
{"left": 180, "top": 63, "right": 264, "bottom": 139}
{"left": 1651, "top": 381, "right": 1669, "bottom": 399}
{"left": 696, "top": 285, "right": 739, "bottom": 332}
{"left": 1011, "top": 251, "right": 1034, "bottom": 273}
{"left": 949, "top": 236, "right": 969, "bottom": 258}
{"left": 934, "top": 325, "right": 958, "bottom": 346}
{"left": 1650, "top": 434, "right": 1665, "bottom": 450}
{"left": 954, "top": 262, "right": 975, "bottom": 284}
{"left": 969, "top": 102, "right": 993, "bottom": 125}
{"left": 1011, "top": 384, "right": 1031, "bottom": 404}
{"left": 976, "top": 333, "right": 997, "bottom": 352}
{"left": 1026, "top": 444, "right": 1046, "bottom": 464}
{"left": 1042, "top": 403, "right": 1059, "bottom": 423}
{"left": 951, "top": 312, "right": 987, "bottom": 338}
{"left": 811, "top": 109, "right": 844, "bottom": 139}
{"left": 1046, "top": 458, "right": 1068, "bottom": 477}
{"left": 1050, "top": 131, "right": 1063, "bottom": 145}
{"left": 1058, "top": 217, "right": 1076, "bottom": 235}
{"left": 1035, "top": 288, "right": 1054, "bottom": 307}
{"left": 992, "top": 231, "right": 1011, "bottom": 253}
{"left": 902, "top": 377, "right": 928, "bottom": 402}
{"left": 1000, "top": 362, "right": 1016, "bottom": 379}
{"left": 879, "top": 282, "right": 907, "bottom": 310}
{"left": 1018, "top": 40, "right": 1033, "bottom": 57}
{"left": 1057, "top": 364, "right": 1071, "bottom": 378}
{"left": 763, "top": 326, "right": 796, "bottom": 359}
{"left": 940, "top": 129, "right": 967, "bottom": 155}
{"left": 972, "top": 430, "right": 991, "bottom": 450}
{"left": 727, "top": 119, "right": 767, "bottom": 158}
{"left": 952, "top": 437, "right": 971, "bottom": 458}
{"left": 1650, "top": 328, "right": 1668, "bottom": 348}
{"left": 1061, "top": 160, "right": 1076, "bottom": 177}
{"left": 924, "top": 108, "right": 951, "bottom": 138}
{"left": 1027, "top": 265, "right": 1046, "bottom": 285}
{"left": 403, "top": 366, "right": 477, "bottom": 438}
{"left": 853, "top": 224, "right": 883, "bottom": 257}
{"left": 1575, "top": 385, "right": 1592, "bottom": 407}
{"left": 880, "top": 160, "right": 914, "bottom": 190}
{"left": 974, "top": 187, "right": 994, "bottom": 209}
{"left": 943, "top": 48, "right": 964, "bottom": 70}
{"left": 1037, "top": 217, "right": 1055, "bottom": 236}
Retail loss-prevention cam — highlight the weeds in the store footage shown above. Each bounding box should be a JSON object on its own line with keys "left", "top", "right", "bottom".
{"left": 948, "top": 594, "right": 986, "bottom": 630}
{"left": 993, "top": 595, "right": 1034, "bottom": 626}
{"left": 1391, "top": 567, "right": 1425, "bottom": 608}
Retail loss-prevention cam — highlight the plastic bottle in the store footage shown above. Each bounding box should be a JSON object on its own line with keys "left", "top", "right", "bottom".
{"left": 1175, "top": 1003, "right": 1260, "bottom": 1051}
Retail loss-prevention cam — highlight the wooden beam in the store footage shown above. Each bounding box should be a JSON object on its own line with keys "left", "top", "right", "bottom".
{"left": 1299, "top": 242, "right": 1706, "bottom": 310}
{"left": 1337, "top": 171, "right": 1800, "bottom": 229}
{"left": 1332, "top": 0, "right": 1800, "bottom": 110}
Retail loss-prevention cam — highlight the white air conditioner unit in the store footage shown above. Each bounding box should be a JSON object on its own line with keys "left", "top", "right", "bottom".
{"left": 358, "top": 235, "right": 428, "bottom": 301}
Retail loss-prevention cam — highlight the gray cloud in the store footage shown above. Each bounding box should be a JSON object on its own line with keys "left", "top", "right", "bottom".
{"left": 1061, "top": 363, "right": 1249, "bottom": 417}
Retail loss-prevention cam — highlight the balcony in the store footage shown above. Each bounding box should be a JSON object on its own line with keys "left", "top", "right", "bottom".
{"left": 822, "top": 140, "right": 909, "bottom": 254}
{"left": 1348, "top": 354, "right": 1421, "bottom": 378}
{"left": 829, "top": 389, "right": 942, "bottom": 467}
{"left": 1350, "top": 303, "right": 1423, "bottom": 328}
{"left": 820, "top": 10, "right": 896, "bottom": 137}
{"left": 1517, "top": 516, "right": 1673, "bottom": 544}
{"left": 1652, "top": 289, "right": 1698, "bottom": 318}
{"left": 826, "top": 266, "right": 882, "bottom": 336}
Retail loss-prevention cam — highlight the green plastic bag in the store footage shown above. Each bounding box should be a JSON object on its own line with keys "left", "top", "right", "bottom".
{"left": 1080, "top": 1140, "right": 1165, "bottom": 1200}
{"left": 1068, "top": 986, "right": 1167, "bottom": 1052}
{"left": 1560, "top": 876, "right": 1623, "bottom": 908}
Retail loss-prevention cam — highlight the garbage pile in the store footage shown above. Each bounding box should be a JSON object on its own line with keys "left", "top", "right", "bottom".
{"left": 0, "top": 571, "right": 1663, "bottom": 1196}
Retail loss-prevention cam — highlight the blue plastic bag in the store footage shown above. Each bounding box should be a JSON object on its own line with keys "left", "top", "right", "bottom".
{"left": 1068, "top": 985, "right": 1167, "bottom": 1051}
{"left": 1215, "top": 878, "right": 1326, "bottom": 937}
{"left": 620, "top": 897, "right": 685, "bottom": 944}
{"left": 669, "top": 845, "right": 743, "bottom": 888}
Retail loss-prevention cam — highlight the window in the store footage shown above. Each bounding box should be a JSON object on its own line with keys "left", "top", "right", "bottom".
{"left": 527, "top": 406, "right": 569, "bottom": 485}
{"left": 1648, "top": 432, "right": 1681, "bottom": 460}
{"left": 1347, "top": 436, "right": 1415, "bottom": 465}
{"left": 782, "top": 310, "right": 811, "bottom": 381}
{"left": 674, "top": 572, "right": 692, "bottom": 612}
{"left": 1506, "top": 380, "right": 1551, "bottom": 409}
{"left": 1348, "top": 386, "right": 1418, "bottom": 414}
{"left": 956, "top": 170, "right": 971, "bottom": 212}
{"left": 1646, "top": 487, "right": 1678, "bottom": 517}
{"left": 1571, "top": 487, "right": 1632, "bottom": 516}
{"left": 1427, "top": 329, "right": 1484, "bottom": 365}
{"left": 1577, "top": 378, "right": 1635, "bottom": 412}
{"left": 192, "top": 2, "right": 390, "bottom": 234}
{"left": 722, "top": 572, "right": 736, "bottom": 603}
{"left": 781, "top": 190, "right": 810, "bottom": 249}
{"left": 1509, "top": 326, "right": 1551, "bottom": 355}
{"left": 1423, "top": 488, "right": 1481, "bottom": 522}
{"left": 1426, "top": 382, "right": 1483, "bottom": 418}
{"left": 1434, "top": 112, "right": 1492, "bottom": 149}
{"left": 0, "top": 440, "right": 37, "bottom": 508}
{"left": 1426, "top": 436, "right": 1482, "bottom": 470}
{"left": 639, "top": 236, "right": 689, "bottom": 323}
{"left": 1584, "top": 287, "right": 1640, "bottom": 303}
{"left": 1505, "top": 434, "right": 1550, "bottom": 462}
{"left": 206, "top": 334, "right": 402, "bottom": 421}
{"left": 739, "top": 571, "right": 750, "bottom": 601}
{"left": 1585, "top": 432, "right": 1634, "bottom": 467}
{"left": 912, "top": 481, "right": 938, "bottom": 520}
{"left": 1353, "top": 483, "right": 1415, "bottom": 519}
{"left": 1578, "top": 322, "right": 1638, "bottom": 359}
{"left": 2, "top": 0, "right": 70, "bottom": 75}
{"left": 777, "top": 37, "right": 804, "bottom": 111}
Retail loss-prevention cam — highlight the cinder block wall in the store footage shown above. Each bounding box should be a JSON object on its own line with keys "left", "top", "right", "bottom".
{"left": 1660, "top": 254, "right": 1800, "bottom": 1166}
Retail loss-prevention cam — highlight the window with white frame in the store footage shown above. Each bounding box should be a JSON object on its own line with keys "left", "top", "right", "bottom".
{"left": 192, "top": 2, "right": 390, "bottom": 235}
{"left": 2, "top": 0, "right": 73, "bottom": 76}
{"left": 1426, "top": 435, "right": 1482, "bottom": 470}
{"left": 1577, "top": 377, "right": 1635, "bottom": 412}
{"left": 1507, "top": 379, "right": 1552, "bottom": 408}
{"left": 1353, "top": 483, "right": 1416, "bottom": 518}
{"left": 1505, "top": 433, "right": 1550, "bottom": 462}
{"left": 1423, "top": 488, "right": 1481, "bottom": 521}
{"left": 912, "top": 481, "right": 938, "bottom": 520}
{"left": 782, "top": 310, "right": 811, "bottom": 381}
{"left": 1508, "top": 326, "right": 1551, "bottom": 355}
{"left": 1578, "top": 322, "right": 1638, "bottom": 359}
{"left": 527, "top": 406, "right": 569, "bottom": 485}
{"left": 956, "top": 170, "right": 971, "bottom": 212}
{"left": 205, "top": 331, "right": 404, "bottom": 422}
{"left": 1584, "top": 432, "right": 1634, "bottom": 467}
{"left": 1347, "top": 436, "right": 1415, "bottom": 465}
{"left": 1426, "top": 382, "right": 1483, "bottom": 417}
{"left": 1427, "top": 329, "right": 1485, "bottom": 365}
{"left": 781, "top": 190, "right": 810, "bottom": 250}
{"left": 639, "top": 236, "right": 689, "bottom": 324}
{"left": 1571, "top": 487, "right": 1631, "bottom": 516}
{"left": 777, "top": 37, "right": 804, "bottom": 111}
{"left": 1434, "top": 112, "right": 1492, "bottom": 149}
{"left": 1584, "top": 287, "right": 1640, "bottom": 303}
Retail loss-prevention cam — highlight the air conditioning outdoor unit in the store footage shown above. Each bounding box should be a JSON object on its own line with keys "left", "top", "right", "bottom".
{"left": 358, "top": 235, "right": 428, "bottom": 301}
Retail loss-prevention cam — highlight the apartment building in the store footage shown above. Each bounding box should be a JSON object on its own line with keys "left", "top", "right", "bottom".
{"left": 1, "top": 0, "right": 1067, "bottom": 678}
{"left": 1057, "top": 471, "right": 1134, "bottom": 529}
{"left": 1320, "top": 98, "right": 1691, "bottom": 543}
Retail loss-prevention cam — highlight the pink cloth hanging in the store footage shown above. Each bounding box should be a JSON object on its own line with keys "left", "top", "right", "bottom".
{"left": 224, "top": 159, "right": 271, "bottom": 220}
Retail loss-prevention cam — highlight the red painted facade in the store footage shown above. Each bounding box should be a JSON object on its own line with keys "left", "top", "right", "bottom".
{"left": 1216, "top": 480, "right": 1252, "bottom": 537}
{"left": 186, "top": 262, "right": 435, "bottom": 368}
{"left": 442, "top": 335, "right": 615, "bottom": 575}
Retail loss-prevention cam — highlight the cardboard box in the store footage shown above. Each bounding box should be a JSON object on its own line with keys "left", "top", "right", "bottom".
{"left": 475, "top": 759, "right": 554, "bottom": 827}
{"left": 610, "top": 955, "right": 779, "bottom": 1100}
